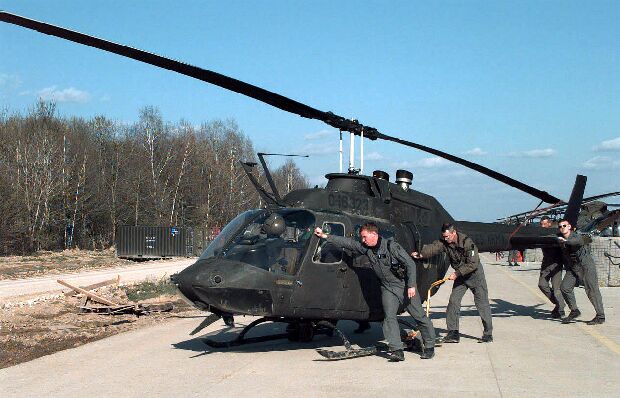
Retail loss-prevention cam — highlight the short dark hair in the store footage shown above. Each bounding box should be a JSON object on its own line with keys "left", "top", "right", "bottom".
{"left": 441, "top": 223, "right": 455, "bottom": 233}
{"left": 540, "top": 216, "right": 551, "bottom": 222}
{"left": 360, "top": 222, "right": 379, "bottom": 234}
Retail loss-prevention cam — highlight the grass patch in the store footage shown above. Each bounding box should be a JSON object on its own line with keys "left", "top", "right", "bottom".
{"left": 122, "top": 279, "right": 178, "bottom": 302}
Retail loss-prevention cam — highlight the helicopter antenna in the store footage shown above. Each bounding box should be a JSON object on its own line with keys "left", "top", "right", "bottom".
{"left": 257, "top": 152, "right": 309, "bottom": 200}
{"left": 0, "top": 11, "right": 560, "bottom": 203}
{"left": 339, "top": 130, "right": 343, "bottom": 173}
{"left": 360, "top": 127, "right": 364, "bottom": 175}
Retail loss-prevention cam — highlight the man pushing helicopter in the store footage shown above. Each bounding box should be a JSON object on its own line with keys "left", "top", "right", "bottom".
{"left": 314, "top": 222, "right": 436, "bottom": 361}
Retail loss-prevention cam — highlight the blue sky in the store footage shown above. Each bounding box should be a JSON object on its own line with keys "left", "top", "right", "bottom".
{"left": 1, "top": 1, "right": 619, "bottom": 221}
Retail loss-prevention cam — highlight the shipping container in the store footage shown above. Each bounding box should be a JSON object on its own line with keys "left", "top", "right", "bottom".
{"left": 115, "top": 226, "right": 194, "bottom": 259}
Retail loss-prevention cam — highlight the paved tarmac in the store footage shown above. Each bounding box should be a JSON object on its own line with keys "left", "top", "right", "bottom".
{"left": 1, "top": 254, "right": 618, "bottom": 397}
{"left": 0, "top": 258, "right": 195, "bottom": 300}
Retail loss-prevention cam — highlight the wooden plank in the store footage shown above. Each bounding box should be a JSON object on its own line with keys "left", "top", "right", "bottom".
{"left": 57, "top": 279, "right": 118, "bottom": 306}
{"left": 63, "top": 277, "right": 120, "bottom": 296}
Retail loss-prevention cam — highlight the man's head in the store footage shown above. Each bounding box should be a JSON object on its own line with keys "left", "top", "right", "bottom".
{"left": 360, "top": 222, "right": 380, "bottom": 247}
{"left": 540, "top": 216, "right": 552, "bottom": 229}
{"left": 441, "top": 223, "right": 457, "bottom": 244}
{"left": 558, "top": 218, "right": 572, "bottom": 237}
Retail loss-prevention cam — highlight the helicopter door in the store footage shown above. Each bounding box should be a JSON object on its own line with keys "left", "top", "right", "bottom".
{"left": 290, "top": 221, "right": 360, "bottom": 314}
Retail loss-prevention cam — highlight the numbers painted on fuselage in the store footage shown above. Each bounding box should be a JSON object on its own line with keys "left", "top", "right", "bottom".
{"left": 328, "top": 193, "right": 369, "bottom": 213}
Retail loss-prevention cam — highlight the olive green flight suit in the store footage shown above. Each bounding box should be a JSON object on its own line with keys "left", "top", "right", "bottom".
{"left": 421, "top": 232, "right": 493, "bottom": 335}
{"left": 327, "top": 235, "right": 436, "bottom": 351}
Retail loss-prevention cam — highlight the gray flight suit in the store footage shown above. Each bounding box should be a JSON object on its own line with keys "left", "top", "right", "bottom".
{"left": 559, "top": 233, "right": 605, "bottom": 316}
{"left": 539, "top": 246, "right": 565, "bottom": 312}
{"left": 421, "top": 232, "right": 493, "bottom": 335}
{"left": 327, "top": 235, "right": 436, "bottom": 351}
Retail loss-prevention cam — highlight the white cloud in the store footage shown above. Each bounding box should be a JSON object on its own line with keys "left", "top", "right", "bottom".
{"left": 37, "top": 86, "right": 90, "bottom": 103}
{"left": 100, "top": 94, "right": 111, "bottom": 102}
{"left": 304, "top": 130, "right": 333, "bottom": 140}
{"left": 464, "top": 147, "right": 487, "bottom": 156}
{"left": 364, "top": 151, "right": 384, "bottom": 161}
{"left": 0, "top": 73, "right": 22, "bottom": 89}
{"left": 593, "top": 137, "right": 620, "bottom": 152}
{"left": 582, "top": 156, "right": 620, "bottom": 170}
{"left": 298, "top": 143, "right": 339, "bottom": 156}
{"left": 508, "top": 148, "right": 557, "bottom": 158}
{"left": 417, "top": 156, "right": 450, "bottom": 168}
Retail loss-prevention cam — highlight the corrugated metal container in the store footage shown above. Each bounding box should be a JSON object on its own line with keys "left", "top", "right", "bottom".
{"left": 116, "top": 226, "right": 194, "bottom": 259}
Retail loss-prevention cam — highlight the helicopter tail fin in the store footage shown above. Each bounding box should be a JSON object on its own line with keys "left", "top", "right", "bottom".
{"left": 564, "top": 175, "right": 587, "bottom": 227}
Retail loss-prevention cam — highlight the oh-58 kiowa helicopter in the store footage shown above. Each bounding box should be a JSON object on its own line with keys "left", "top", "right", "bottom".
{"left": 0, "top": 11, "right": 592, "bottom": 359}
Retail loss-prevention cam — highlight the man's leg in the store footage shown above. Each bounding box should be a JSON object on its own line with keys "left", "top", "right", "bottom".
{"left": 548, "top": 263, "right": 565, "bottom": 315}
{"left": 446, "top": 279, "right": 468, "bottom": 332}
{"left": 561, "top": 269, "right": 579, "bottom": 311}
{"left": 467, "top": 268, "right": 493, "bottom": 337}
{"left": 538, "top": 265, "right": 556, "bottom": 305}
{"left": 581, "top": 262, "right": 605, "bottom": 318}
{"left": 405, "top": 293, "right": 436, "bottom": 348}
{"left": 381, "top": 289, "right": 403, "bottom": 351}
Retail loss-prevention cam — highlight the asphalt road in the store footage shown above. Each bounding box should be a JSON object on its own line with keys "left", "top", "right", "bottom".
{"left": 0, "top": 258, "right": 196, "bottom": 300}
{"left": 1, "top": 254, "right": 619, "bottom": 397}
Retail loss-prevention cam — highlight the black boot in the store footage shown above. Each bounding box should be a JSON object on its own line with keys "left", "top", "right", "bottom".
{"left": 420, "top": 347, "right": 435, "bottom": 359}
{"left": 586, "top": 315, "right": 605, "bottom": 325}
{"left": 443, "top": 330, "right": 460, "bottom": 343}
{"left": 387, "top": 349, "right": 405, "bottom": 362}
{"left": 551, "top": 307, "right": 564, "bottom": 319}
{"left": 353, "top": 321, "right": 371, "bottom": 334}
{"left": 479, "top": 334, "right": 493, "bottom": 343}
{"left": 561, "top": 309, "right": 581, "bottom": 324}
{"left": 222, "top": 314, "right": 235, "bottom": 327}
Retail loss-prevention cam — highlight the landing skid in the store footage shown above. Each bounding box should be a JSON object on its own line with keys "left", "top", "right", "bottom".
{"left": 315, "top": 319, "right": 421, "bottom": 361}
{"left": 202, "top": 317, "right": 334, "bottom": 348}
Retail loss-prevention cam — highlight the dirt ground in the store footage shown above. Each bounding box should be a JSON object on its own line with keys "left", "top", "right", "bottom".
{"left": 0, "top": 282, "right": 200, "bottom": 369}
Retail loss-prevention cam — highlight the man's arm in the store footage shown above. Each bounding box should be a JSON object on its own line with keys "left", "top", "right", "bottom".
{"left": 314, "top": 227, "right": 366, "bottom": 254}
{"left": 414, "top": 240, "right": 445, "bottom": 259}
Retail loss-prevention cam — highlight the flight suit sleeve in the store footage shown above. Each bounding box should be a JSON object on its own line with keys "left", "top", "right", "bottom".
{"left": 564, "top": 233, "right": 590, "bottom": 249}
{"left": 392, "top": 242, "right": 418, "bottom": 288}
{"left": 326, "top": 235, "right": 366, "bottom": 255}
{"left": 420, "top": 240, "right": 445, "bottom": 258}
{"left": 455, "top": 237, "right": 479, "bottom": 277}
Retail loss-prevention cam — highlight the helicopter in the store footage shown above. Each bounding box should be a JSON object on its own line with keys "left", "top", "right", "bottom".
{"left": 497, "top": 191, "right": 620, "bottom": 235}
{"left": 0, "top": 11, "right": 590, "bottom": 358}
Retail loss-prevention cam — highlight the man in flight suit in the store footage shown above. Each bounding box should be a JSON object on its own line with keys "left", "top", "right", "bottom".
{"left": 314, "top": 222, "right": 436, "bottom": 361}
{"left": 558, "top": 219, "right": 606, "bottom": 325}
{"left": 539, "top": 216, "right": 565, "bottom": 319}
{"left": 412, "top": 223, "right": 493, "bottom": 343}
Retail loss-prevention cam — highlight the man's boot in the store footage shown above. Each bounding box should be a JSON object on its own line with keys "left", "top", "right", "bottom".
{"left": 479, "top": 334, "right": 493, "bottom": 343}
{"left": 443, "top": 330, "right": 460, "bottom": 343}
{"left": 561, "top": 309, "right": 581, "bottom": 324}
{"left": 387, "top": 349, "right": 405, "bottom": 362}
{"left": 586, "top": 315, "right": 605, "bottom": 325}
{"left": 420, "top": 347, "right": 435, "bottom": 359}
{"left": 550, "top": 307, "right": 564, "bottom": 319}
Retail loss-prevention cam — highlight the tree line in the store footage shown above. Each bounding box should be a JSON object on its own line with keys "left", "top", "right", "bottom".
{"left": 0, "top": 101, "right": 309, "bottom": 255}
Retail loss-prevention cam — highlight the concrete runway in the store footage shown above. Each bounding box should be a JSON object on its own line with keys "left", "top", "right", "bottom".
{"left": 1, "top": 254, "right": 618, "bottom": 397}
{"left": 0, "top": 258, "right": 195, "bottom": 300}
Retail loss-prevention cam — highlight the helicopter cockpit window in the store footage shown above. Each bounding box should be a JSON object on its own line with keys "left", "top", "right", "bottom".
{"left": 313, "top": 222, "right": 345, "bottom": 264}
{"left": 204, "top": 209, "right": 315, "bottom": 275}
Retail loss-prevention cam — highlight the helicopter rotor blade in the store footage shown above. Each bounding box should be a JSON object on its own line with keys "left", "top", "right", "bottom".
{"left": 563, "top": 175, "right": 587, "bottom": 227}
{"left": 0, "top": 11, "right": 561, "bottom": 204}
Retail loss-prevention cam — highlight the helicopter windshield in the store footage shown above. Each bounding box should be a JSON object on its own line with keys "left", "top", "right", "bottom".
{"left": 200, "top": 209, "right": 315, "bottom": 275}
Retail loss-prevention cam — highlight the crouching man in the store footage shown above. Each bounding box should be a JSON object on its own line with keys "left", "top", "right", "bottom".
{"left": 314, "top": 222, "right": 436, "bottom": 361}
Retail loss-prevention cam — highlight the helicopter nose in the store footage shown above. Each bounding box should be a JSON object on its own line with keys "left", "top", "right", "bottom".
{"left": 172, "top": 262, "right": 208, "bottom": 309}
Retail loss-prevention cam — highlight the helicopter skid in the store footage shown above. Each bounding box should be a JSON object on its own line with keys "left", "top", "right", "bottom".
{"left": 202, "top": 317, "right": 336, "bottom": 349}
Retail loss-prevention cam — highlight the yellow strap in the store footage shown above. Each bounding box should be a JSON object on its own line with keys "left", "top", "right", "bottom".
{"left": 426, "top": 277, "right": 450, "bottom": 317}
